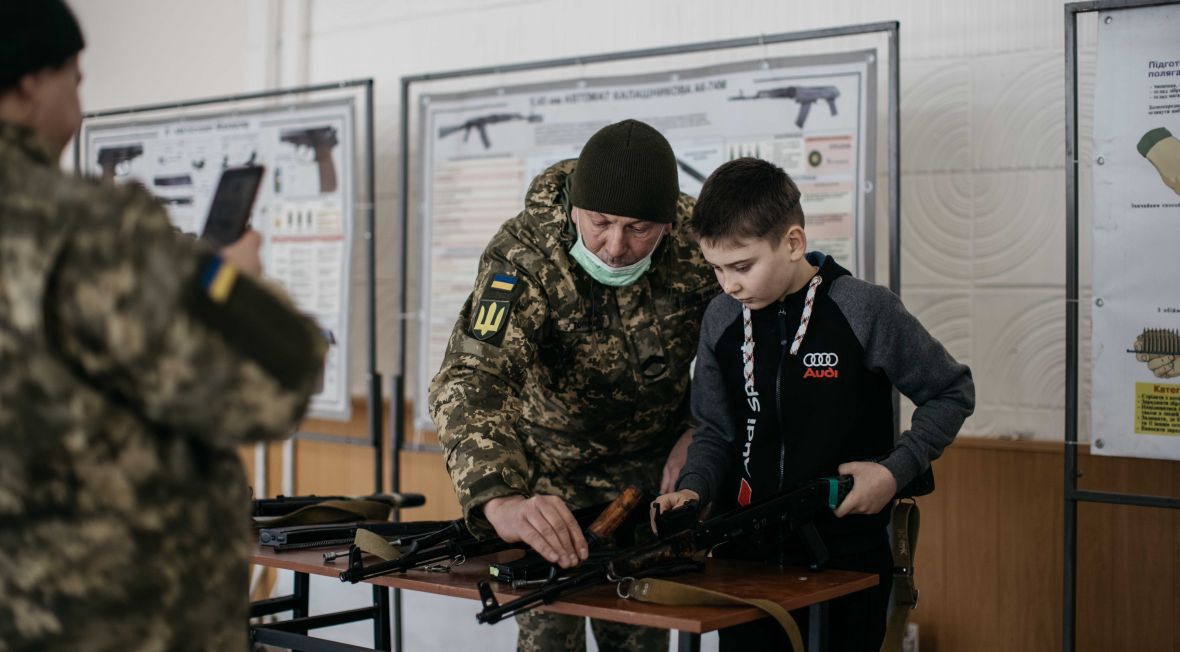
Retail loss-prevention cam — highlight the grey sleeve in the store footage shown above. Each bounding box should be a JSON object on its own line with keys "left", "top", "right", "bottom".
{"left": 830, "top": 278, "right": 975, "bottom": 489}
{"left": 676, "top": 297, "right": 740, "bottom": 507}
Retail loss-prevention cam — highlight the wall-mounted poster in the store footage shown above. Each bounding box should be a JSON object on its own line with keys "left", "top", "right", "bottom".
{"left": 82, "top": 100, "right": 357, "bottom": 420}
{"left": 1091, "top": 3, "right": 1180, "bottom": 460}
{"left": 414, "top": 51, "right": 877, "bottom": 428}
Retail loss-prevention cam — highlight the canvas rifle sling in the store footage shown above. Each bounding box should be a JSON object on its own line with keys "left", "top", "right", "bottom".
{"left": 621, "top": 577, "right": 804, "bottom": 652}
{"left": 354, "top": 528, "right": 405, "bottom": 562}
{"left": 254, "top": 499, "right": 391, "bottom": 528}
{"left": 881, "top": 499, "right": 920, "bottom": 652}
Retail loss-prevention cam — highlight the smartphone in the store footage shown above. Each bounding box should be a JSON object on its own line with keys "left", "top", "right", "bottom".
{"left": 200, "top": 165, "right": 265, "bottom": 247}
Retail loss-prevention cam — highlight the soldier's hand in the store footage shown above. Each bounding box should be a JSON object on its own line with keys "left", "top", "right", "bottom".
{"left": 649, "top": 489, "right": 699, "bottom": 534}
{"left": 483, "top": 494, "right": 588, "bottom": 569}
{"left": 220, "top": 228, "right": 263, "bottom": 276}
{"left": 660, "top": 428, "right": 695, "bottom": 494}
{"left": 834, "top": 461, "right": 897, "bottom": 518}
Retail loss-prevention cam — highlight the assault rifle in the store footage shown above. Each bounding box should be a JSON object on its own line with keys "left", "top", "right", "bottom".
{"left": 279, "top": 126, "right": 339, "bottom": 193}
{"left": 340, "top": 486, "right": 644, "bottom": 584}
{"left": 97, "top": 143, "right": 144, "bottom": 181}
{"left": 730, "top": 85, "right": 840, "bottom": 129}
{"left": 475, "top": 476, "right": 853, "bottom": 624}
{"left": 339, "top": 518, "right": 512, "bottom": 581}
{"left": 252, "top": 492, "right": 425, "bottom": 519}
{"left": 437, "top": 113, "right": 542, "bottom": 149}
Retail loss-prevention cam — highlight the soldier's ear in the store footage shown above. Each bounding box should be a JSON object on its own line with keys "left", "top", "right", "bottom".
{"left": 2, "top": 73, "right": 40, "bottom": 118}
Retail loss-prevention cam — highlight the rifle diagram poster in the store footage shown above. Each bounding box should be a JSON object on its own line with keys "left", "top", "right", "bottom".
{"left": 416, "top": 51, "right": 876, "bottom": 428}
{"left": 81, "top": 100, "right": 356, "bottom": 420}
{"left": 1091, "top": 4, "right": 1180, "bottom": 461}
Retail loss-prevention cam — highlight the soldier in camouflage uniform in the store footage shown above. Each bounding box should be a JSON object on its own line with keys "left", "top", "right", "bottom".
{"left": 0, "top": 3, "right": 327, "bottom": 650}
{"left": 430, "top": 120, "right": 717, "bottom": 650}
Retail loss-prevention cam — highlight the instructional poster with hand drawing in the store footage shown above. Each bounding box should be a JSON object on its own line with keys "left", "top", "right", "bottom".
{"left": 81, "top": 100, "right": 356, "bottom": 420}
{"left": 1091, "top": 4, "right": 1180, "bottom": 460}
{"left": 415, "top": 51, "right": 876, "bottom": 428}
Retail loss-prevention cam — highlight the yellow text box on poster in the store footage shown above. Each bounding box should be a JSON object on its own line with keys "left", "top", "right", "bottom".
{"left": 1134, "top": 382, "right": 1180, "bottom": 436}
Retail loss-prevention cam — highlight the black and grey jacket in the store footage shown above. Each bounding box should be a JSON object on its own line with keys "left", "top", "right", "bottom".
{"left": 677, "top": 252, "right": 974, "bottom": 537}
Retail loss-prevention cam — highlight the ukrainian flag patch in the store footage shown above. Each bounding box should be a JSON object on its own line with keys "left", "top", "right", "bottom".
{"left": 469, "top": 272, "right": 520, "bottom": 346}
{"left": 200, "top": 256, "right": 239, "bottom": 303}
{"left": 490, "top": 273, "right": 517, "bottom": 292}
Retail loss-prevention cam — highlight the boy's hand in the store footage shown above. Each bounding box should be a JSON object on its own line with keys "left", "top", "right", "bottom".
{"left": 649, "top": 489, "right": 699, "bottom": 534}
{"left": 660, "top": 428, "right": 694, "bottom": 493}
{"left": 834, "top": 461, "right": 897, "bottom": 517}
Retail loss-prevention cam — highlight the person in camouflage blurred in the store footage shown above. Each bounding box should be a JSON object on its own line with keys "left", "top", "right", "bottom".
{"left": 0, "top": 2, "right": 327, "bottom": 650}
{"left": 430, "top": 119, "right": 717, "bottom": 651}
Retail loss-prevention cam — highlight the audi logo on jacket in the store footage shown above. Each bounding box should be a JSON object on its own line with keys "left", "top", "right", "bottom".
{"left": 677, "top": 252, "right": 975, "bottom": 546}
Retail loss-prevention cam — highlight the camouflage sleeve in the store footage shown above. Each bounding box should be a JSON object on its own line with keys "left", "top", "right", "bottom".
{"left": 428, "top": 251, "right": 548, "bottom": 533}
{"left": 45, "top": 186, "right": 327, "bottom": 445}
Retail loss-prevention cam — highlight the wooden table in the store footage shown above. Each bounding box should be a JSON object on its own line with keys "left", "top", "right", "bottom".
{"left": 250, "top": 543, "right": 877, "bottom": 651}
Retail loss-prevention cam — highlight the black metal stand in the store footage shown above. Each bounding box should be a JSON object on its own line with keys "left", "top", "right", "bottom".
{"left": 808, "top": 602, "right": 829, "bottom": 652}
{"left": 250, "top": 571, "right": 392, "bottom": 651}
{"left": 1063, "top": 3, "right": 1180, "bottom": 651}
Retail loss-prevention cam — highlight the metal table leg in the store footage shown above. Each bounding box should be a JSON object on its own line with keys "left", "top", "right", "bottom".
{"left": 808, "top": 601, "right": 829, "bottom": 652}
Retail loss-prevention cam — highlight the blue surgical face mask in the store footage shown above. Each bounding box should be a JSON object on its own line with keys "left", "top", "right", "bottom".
{"left": 568, "top": 211, "right": 663, "bottom": 287}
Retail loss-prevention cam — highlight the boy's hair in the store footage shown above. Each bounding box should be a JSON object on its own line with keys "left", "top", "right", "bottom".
{"left": 690, "top": 157, "right": 804, "bottom": 246}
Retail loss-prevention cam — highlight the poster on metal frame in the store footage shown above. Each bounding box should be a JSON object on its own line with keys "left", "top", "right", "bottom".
{"left": 415, "top": 51, "right": 877, "bottom": 428}
{"left": 81, "top": 100, "right": 357, "bottom": 420}
{"left": 1091, "top": 3, "right": 1180, "bottom": 460}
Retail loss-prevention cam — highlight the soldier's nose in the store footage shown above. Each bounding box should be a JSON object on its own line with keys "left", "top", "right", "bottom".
{"left": 603, "top": 233, "right": 628, "bottom": 262}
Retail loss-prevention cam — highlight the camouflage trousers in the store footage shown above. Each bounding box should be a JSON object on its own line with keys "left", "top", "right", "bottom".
{"left": 515, "top": 611, "right": 668, "bottom": 652}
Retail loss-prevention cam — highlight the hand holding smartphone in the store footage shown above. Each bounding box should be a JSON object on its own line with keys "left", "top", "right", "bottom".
{"left": 201, "top": 165, "right": 265, "bottom": 247}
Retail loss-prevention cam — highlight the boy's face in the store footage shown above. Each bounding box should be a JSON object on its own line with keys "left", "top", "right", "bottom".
{"left": 699, "top": 229, "right": 805, "bottom": 311}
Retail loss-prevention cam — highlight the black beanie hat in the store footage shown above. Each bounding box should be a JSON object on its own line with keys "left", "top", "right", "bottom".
{"left": 569, "top": 119, "right": 679, "bottom": 224}
{"left": 0, "top": 0, "right": 85, "bottom": 91}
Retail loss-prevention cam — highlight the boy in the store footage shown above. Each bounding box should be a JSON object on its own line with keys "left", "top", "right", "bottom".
{"left": 652, "top": 158, "right": 974, "bottom": 651}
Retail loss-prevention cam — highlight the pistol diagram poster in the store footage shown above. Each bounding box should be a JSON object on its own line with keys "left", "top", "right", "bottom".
{"left": 1091, "top": 4, "right": 1180, "bottom": 460}
{"left": 82, "top": 101, "right": 356, "bottom": 420}
{"left": 415, "top": 52, "right": 876, "bottom": 428}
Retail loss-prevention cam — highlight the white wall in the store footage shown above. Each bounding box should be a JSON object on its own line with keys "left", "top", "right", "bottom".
{"left": 69, "top": 1, "right": 1100, "bottom": 649}
{"left": 72, "top": 0, "right": 269, "bottom": 109}
{"left": 72, "top": 0, "right": 1096, "bottom": 439}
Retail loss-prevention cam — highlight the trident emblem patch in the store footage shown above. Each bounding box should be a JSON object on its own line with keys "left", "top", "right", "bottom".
{"left": 472, "top": 299, "right": 509, "bottom": 340}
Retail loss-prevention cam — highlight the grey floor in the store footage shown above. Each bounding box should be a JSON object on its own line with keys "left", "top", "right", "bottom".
{"left": 260, "top": 570, "right": 720, "bottom": 651}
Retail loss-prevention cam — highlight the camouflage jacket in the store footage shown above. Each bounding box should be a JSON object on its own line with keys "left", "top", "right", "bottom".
{"left": 0, "top": 122, "right": 326, "bottom": 651}
{"left": 429, "top": 160, "right": 717, "bottom": 531}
